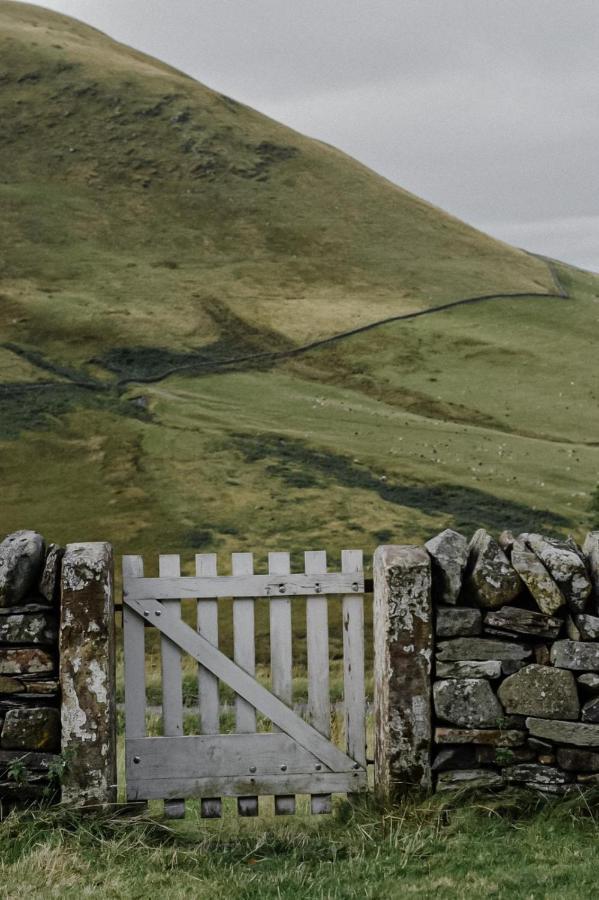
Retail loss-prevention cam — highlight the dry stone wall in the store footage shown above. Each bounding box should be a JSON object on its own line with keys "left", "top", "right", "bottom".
{"left": 428, "top": 528, "right": 599, "bottom": 794}
{"left": 0, "top": 531, "right": 62, "bottom": 807}
{"left": 0, "top": 530, "right": 116, "bottom": 811}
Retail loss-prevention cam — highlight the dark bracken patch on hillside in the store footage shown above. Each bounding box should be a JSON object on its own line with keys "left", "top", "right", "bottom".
{"left": 96, "top": 299, "right": 295, "bottom": 383}
{"left": 97, "top": 340, "right": 280, "bottom": 383}
{"left": 0, "top": 382, "right": 151, "bottom": 439}
{"left": 0, "top": 383, "right": 99, "bottom": 438}
{"left": 0, "top": 56, "right": 300, "bottom": 188}
{"left": 233, "top": 433, "right": 570, "bottom": 534}
{"left": 3, "top": 342, "right": 102, "bottom": 389}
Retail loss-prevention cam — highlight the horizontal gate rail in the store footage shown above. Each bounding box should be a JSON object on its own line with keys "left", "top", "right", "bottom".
{"left": 114, "top": 577, "right": 374, "bottom": 613}
{"left": 129, "top": 773, "right": 365, "bottom": 802}
{"left": 127, "top": 732, "right": 366, "bottom": 798}
{"left": 124, "top": 572, "right": 364, "bottom": 601}
{"left": 128, "top": 733, "right": 327, "bottom": 779}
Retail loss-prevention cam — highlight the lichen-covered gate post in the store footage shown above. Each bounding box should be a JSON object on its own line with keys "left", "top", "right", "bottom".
{"left": 60, "top": 543, "right": 117, "bottom": 804}
{"left": 373, "top": 545, "right": 433, "bottom": 800}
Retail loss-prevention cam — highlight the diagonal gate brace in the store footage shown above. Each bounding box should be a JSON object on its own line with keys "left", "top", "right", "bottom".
{"left": 123, "top": 594, "right": 363, "bottom": 774}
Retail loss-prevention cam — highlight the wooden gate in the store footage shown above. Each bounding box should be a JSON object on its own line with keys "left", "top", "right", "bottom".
{"left": 122, "top": 549, "right": 368, "bottom": 817}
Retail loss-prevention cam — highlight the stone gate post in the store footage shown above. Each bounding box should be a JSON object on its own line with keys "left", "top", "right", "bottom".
{"left": 60, "top": 543, "right": 117, "bottom": 805}
{"left": 373, "top": 545, "right": 433, "bottom": 800}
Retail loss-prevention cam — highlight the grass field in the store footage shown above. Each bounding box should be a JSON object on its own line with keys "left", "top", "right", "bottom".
{"left": 3, "top": 791, "right": 599, "bottom": 898}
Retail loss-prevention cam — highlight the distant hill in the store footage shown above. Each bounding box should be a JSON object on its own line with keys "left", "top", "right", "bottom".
{"left": 0, "top": 1, "right": 555, "bottom": 362}
{"left": 1, "top": 0, "right": 598, "bottom": 566}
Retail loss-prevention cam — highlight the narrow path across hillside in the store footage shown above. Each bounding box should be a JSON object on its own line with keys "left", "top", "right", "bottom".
{"left": 1, "top": 255, "right": 569, "bottom": 393}
{"left": 114, "top": 255, "right": 569, "bottom": 387}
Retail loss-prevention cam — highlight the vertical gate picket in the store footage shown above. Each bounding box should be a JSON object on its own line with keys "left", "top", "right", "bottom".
{"left": 341, "top": 550, "right": 366, "bottom": 788}
{"left": 123, "top": 555, "right": 147, "bottom": 808}
{"left": 232, "top": 552, "right": 258, "bottom": 816}
{"left": 159, "top": 554, "right": 185, "bottom": 819}
{"left": 268, "top": 551, "right": 295, "bottom": 815}
{"left": 123, "top": 556, "right": 146, "bottom": 738}
{"left": 196, "top": 553, "right": 221, "bottom": 819}
{"left": 305, "top": 550, "right": 332, "bottom": 814}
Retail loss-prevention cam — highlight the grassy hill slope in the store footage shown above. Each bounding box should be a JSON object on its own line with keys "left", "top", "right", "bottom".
{"left": 0, "top": 0, "right": 555, "bottom": 368}
{"left": 1, "top": 0, "right": 598, "bottom": 575}
{"left": 2, "top": 263, "right": 597, "bottom": 566}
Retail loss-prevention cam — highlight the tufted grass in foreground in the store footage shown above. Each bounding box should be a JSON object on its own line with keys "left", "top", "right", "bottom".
{"left": 1, "top": 790, "right": 599, "bottom": 898}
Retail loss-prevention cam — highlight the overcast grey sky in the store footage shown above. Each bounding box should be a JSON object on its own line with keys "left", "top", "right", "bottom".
{"left": 39, "top": 0, "right": 599, "bottom": 271}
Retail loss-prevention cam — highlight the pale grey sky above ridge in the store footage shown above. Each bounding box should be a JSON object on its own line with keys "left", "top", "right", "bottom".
{"left": 38, "top": 0, "right": 599, "bottom": 271}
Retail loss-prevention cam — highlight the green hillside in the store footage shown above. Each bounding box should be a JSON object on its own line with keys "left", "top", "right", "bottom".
{"left": 1, "top": 0, "right": 598, "bottom": 570}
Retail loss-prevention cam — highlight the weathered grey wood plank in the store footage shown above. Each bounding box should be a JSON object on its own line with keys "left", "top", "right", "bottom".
{"left": 122, "top": 555, "right": 147, "bottom": 807}
{"left": 237, "top": 796, "right": 258, "bottom": 816}
{"left": 122, "top": 594, "right": 358, "bottom": 772}
{"left": 126, "top": 572, "right": 364, "bottom": 601}
{"left": 127, "top": 733, "right": 323, "bottom": 779}
{"left": 159, "top": 554, "right": 184, "bottom": 738}
{"left": 305, "top": 550, "right": 331, "bottom": 815}
{"left": 310, "top": 794, "right": 332, "bottom": 815}
{"left": 123, "top": 556, "right": 146, "bottom": 742}
{"left": 200, "top": 799, "right": 221, "bottom": 819}
{"left": 195, "top": 554, "right": 219, "bottom": 734}
{"left": 341, "top": 550, "right": 366, "bottom": 769}
{"left": 195, "top": 553, "right": 221, "bottom": 819}
{"left": 269, "top": 552, "right": 293, "bottom": 708}
{"left": 232, "top": 553, "right": 256, "bottom": 734}
{"left": 305, "top": 552, "right": 330, "bottom": 737}
{"left": 127, "top": 770, "right": 368, "bottom": 801}
{"left": 273, "top": 796, "right": 294, "bottom": 815}
{"left": 268, "top": 551, "right": 295, "bottom": 815}
{"left": 232, "top": 552, "right": 258, "bottom": 816}
{"left": 159, "top": 554, "right": 185, "bottom": 819}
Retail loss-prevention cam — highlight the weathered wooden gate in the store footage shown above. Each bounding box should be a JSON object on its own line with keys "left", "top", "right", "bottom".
{"left": 122, "top": 549, "right": 368, "bottom": 817}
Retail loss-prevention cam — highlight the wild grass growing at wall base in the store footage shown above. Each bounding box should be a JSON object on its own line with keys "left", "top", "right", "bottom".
{"left": 1, "top": 791, "right": 599, "bottom": 898}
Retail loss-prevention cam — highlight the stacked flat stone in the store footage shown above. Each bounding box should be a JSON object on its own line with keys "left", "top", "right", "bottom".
{"left": 0, "top": 531, "right": 62, "bottom": 806}
{"left": 427, "top": 528, "right": 599, "bottom": 794}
